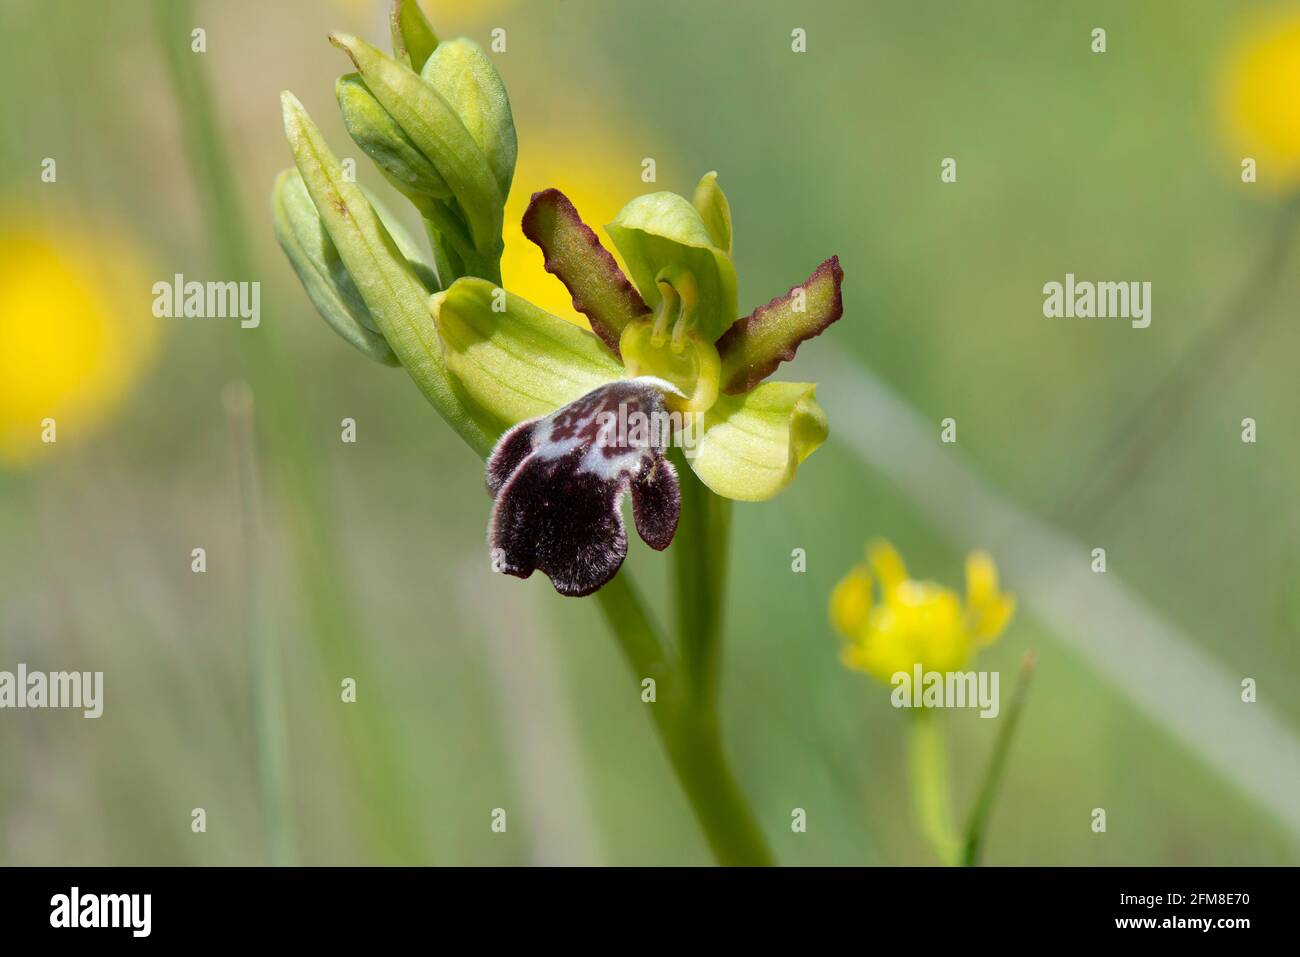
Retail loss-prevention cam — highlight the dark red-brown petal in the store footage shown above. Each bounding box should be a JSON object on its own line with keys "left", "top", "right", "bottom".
{"left": 631, "top": 457, "right": 680, "bottom": 552}
{"left": 715, "top": 256, "right": 844, "bottom": 394}
{"left": 485, "top": 379, "right": 680, "bottom": 597}
{"left": 520, "top": 188, "right": 649, "bottom": 357}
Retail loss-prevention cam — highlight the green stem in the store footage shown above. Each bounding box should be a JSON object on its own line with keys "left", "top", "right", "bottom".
{"left": 909, "top": 708, "right": 960, "bottom": 865}
{"left": 594, "top": 567, "right": 773, "bottom": 866}
{"left": 672, "top": 450, "right": 731, "bottom": 705}
{"left": 591, "top": 573, "right": 673, "bottom": 722}
{"left": 671, "top": 459, "right": 771, "bottom": 865}
{"left": 962, "top": 651, "right": 1037, "bottom": 866}
{"left": 660, "top": 707, "right": 773, "bottom": 866}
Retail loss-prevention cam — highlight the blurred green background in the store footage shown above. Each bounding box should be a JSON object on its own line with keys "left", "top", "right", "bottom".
{"left": 1, "top": 0, "right": 1297, "bottom": 865}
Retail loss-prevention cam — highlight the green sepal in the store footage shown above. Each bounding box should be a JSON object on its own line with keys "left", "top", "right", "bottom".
{"left": 606, "top": 189, "right": 738, "bottom": 343}
{"left": 280, "top": 90, "right": 492, "bottom": 456}
{"left": 431, "top": 277, "right": 623, "bottom": 436}
{"left": 421, "top": 38, "right": 516, "bottom": 200}
{"left": 335, "top": 70, "right": 476, "bottom": 273}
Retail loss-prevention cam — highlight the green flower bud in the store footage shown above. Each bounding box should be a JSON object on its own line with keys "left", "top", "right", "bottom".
{"left": 337, "top": 72, "right": 452, "bottom": 209}
{"left": 330, "top": 32, "right": 503, "bottom": 258}
{"left": 389, "top": 0, "right": 438, "bottom": 72}
{"left": 420, "top": 38, "right": 516, "bottom": 200}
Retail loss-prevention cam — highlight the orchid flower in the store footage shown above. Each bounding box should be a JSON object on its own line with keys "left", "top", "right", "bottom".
{"left": 273, "top": 0, "right": 844, "bottom": 598}
{"left": 433, "top": 182, "right": 844, "bottom": 595}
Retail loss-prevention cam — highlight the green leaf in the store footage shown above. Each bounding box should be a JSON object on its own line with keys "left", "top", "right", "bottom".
{"left": 280, "top": 90, "right": 492, "bottom": 456}
{"left": 421, "top": 38, "right": 516, "bottom": 200}
{"left": 272, "top": 168, "right": 398, "bottom": 365}
{"left": 606, "top": 190, "right": 738, "bottom": 343}
{"left": 716, "top": 256, "right": 844, "bottom": 393}
{"left": 330, "top": 32, "right": 503, "bottom": 256}
{"left": 389, "top": 0, "right": 439, "bottom": 72}
{"left": 431, "top": 277, "right": 623, "bottom": 435}
{"left": 520, "top": 188, "right": 648, "bottom": 354}
{"left": 692, "top": 170, "right": 732, "bottom": 255}
{"left": 687, "top": 381, "right": 828, "bottom": 501}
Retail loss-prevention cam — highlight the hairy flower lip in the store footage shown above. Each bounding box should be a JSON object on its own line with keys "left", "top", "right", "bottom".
{"left": 486, "top": 379, "right": 682, "bottom": 597}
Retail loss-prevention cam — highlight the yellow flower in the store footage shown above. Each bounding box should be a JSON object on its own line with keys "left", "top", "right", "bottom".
{"left": 0, "top": 214, "right": 158, "bottom": 466}
{"left": 1221, "top": 7, "right": 1300, "bottom": 187}
{"left": 829, "top": 540, "right": 1015, "bottom": 683}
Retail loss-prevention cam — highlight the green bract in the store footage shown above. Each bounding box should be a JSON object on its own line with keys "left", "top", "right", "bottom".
{"left": 433, "top": 278, "right": 625, "bottom": 434}
{"left": 273, "top": 168, "right": 397, "bottom": 365}
{"left": 279, "top": 91, "right": 492, "bottom": 456}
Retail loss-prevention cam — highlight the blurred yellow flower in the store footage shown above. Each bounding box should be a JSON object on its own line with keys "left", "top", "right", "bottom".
{"left": 501, "top": 126, "right": 649, "bottom": 327}
{"left": 830, "top": 540, "right": 1014, "bottom": 683}
{"left": 0, "top": 214, "right": 158, "bottom": 466}
{"left": 1221, "top": 7, "right": 1300, "bottom": 187}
